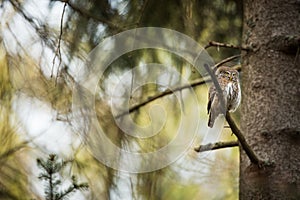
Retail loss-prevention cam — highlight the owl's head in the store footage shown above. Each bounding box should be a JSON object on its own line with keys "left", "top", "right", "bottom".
{"left": 216, "top": 66, "right": 239, "bottom": 81}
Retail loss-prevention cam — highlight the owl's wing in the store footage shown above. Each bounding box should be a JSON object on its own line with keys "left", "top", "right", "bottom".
{"left": 207, "top": 85, "right": 216, "bottom": 114}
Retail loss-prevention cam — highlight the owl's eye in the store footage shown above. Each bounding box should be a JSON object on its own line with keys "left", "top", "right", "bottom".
{"left": 225, "top": 72, "right": 231, "bottom": 77}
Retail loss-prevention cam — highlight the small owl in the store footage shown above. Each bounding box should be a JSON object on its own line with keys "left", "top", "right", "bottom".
{"left": 207, "top": 66, "right": 241, "bottom": 128}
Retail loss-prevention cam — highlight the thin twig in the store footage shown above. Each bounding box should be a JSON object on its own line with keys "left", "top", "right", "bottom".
{"left": 205, "top": 41, "right": 252, "bottom": 51}
{"left": 8, "top": 0, "right": 38, "bottom": 30}
{"left": 194, "top": 141, "right": 238, "bottom": 152}
{"left": 213, "top": 54, "right": 240, "bottom": 70}
{"left": 51, "top": 2, "right": 67, "bottom": 79}
{"left": 8, "top": 0, "right": 55, "bottom": 47}
{"left": 116, "top": 76, "right": 210, "bottom": 119}
{"left": 7, "top": 1, "right": 43, "bottom": 43}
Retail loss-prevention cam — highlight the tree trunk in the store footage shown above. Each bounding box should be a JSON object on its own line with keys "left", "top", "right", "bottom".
{"left": 240, "top": 0, "right": 300, "bottom": 199}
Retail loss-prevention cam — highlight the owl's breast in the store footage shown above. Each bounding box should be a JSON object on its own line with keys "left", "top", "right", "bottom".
{"left": 226, "top": 82, "right": 234, "bottom": 99}
{"left": 226, "top": 82, "right": 241, "bottom": 112}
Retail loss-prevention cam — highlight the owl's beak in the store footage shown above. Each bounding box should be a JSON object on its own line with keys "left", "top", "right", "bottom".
{"left": 229, "top": 75, "right": 233, "bottom": 81}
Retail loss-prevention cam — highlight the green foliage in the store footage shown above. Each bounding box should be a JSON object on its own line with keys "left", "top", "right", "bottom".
{"left": 37, "top": 154, "right": 89, "bottom": 200}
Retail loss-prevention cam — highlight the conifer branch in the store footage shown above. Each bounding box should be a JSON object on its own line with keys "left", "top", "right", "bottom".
{"left": 37, "top": 154, "right": 88, "bottom": 200}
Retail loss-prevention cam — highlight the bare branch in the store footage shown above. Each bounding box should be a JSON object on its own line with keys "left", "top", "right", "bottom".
{"left": 205, "top": 41, "right": 252, "bottom": 51}
{"left": 194, "top": 141, "right": 238, "bottom": 152}
{"left": 116, "top": 76, "right": 210, "bottom": 119}
{"left": 51, "top": 2, "right": 67, "bottom": 79}
{"left": 225, "top": 113, "right": 261, "bottom": 165}
{"left": 213, "top": 54, "right": 240, "bottom": 70}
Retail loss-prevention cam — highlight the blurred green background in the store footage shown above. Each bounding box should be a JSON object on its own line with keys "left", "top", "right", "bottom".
{"left": 0, "top": 0, "right": 242, "bottom": 199}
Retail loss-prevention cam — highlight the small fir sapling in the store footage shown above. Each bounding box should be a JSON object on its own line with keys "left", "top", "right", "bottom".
{"left": 36, "top": 154, "right": 88, "bottom": 200}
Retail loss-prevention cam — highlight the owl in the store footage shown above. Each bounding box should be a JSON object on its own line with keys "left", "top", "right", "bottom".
{"left": 207, "top": 66, "right": 241, "bottom": 128}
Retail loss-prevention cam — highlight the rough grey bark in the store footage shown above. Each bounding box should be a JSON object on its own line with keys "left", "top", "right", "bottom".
{"left": 240, "top": 0, "right": 300, "bottom": 199}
